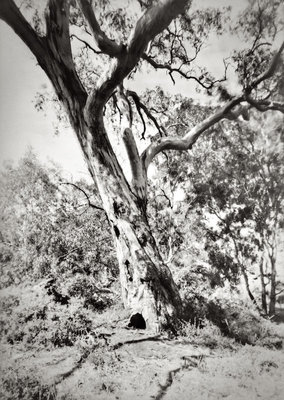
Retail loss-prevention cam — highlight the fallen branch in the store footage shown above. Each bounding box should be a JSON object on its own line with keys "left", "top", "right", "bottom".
{"left": 112, "top": 334, "right": 164, "bottom": 350}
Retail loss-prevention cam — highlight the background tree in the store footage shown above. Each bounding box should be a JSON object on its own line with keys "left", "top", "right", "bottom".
{"left": 0, "top": 0, "right": 283, "bottom": 330}
{"left": 186, "top": 112, "right": 284, "bottom": 316}
{"left": 0, "top": 151, "right": 118, "bottom": 309}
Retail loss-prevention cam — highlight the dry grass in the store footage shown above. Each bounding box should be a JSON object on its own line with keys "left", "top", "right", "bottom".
{"left": 1, "top": 281, "right": 284, "bottom": 399}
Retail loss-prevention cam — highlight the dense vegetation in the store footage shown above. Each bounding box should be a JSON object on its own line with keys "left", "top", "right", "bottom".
{"left": 0, "top": 0, "right": 284, "bottom": 397}
{"left": 1, "top": 121, "right": 283, "bottom": 397}
{"left": 1, "top": 110, "right": 283, "bottom": 349}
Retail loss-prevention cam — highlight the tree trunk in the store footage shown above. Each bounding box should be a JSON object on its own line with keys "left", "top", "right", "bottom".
{"left": 93, "top": 165, "right": 183, "bottom": 331}
{"left": 0, "top": 0, "right": 184, "bottom": 332}
{"left": 268, "top": 255, "right": 277, "bottom": 316}
{"left": 259, "top": 256, "right": 268, "bottom": 315}
{"left": 241, "top": 265, "right": 260, "bottom": 311}
{"left": 112, "top": 202, "right": 183, "bottom": 331}
{"left": 78, "top": 117, "right": 182, "bottom": 331}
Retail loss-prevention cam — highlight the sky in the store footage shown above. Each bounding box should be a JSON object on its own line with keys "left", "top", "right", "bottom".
{"left": 0, "top": 0, "right": 248, "bottom": 181}
{"left": 0, "top": 22, "right": 89, "bottom": 181}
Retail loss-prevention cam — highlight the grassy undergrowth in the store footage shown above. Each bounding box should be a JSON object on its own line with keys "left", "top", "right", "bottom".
{"left": 0, "top": 279, "right": 283, "bottom": 400}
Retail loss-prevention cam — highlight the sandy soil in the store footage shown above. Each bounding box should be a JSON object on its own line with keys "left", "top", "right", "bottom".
{"left": 1, "top": 327, "right": 284, "bottom": 400}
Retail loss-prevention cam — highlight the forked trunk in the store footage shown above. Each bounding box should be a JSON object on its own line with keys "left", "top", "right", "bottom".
{"left": 4, "top": 6, "right": 184, "bottom": 330}
{"left": 79, "top": 117, "right": 182, "bottom": 331}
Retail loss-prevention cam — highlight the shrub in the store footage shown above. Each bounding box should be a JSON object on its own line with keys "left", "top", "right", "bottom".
{"left": 65, "top": 275, "right": 115, "bottom": 311}
{"left": 207, "top": 291, "right": 281, "bottom": 347}
{"left": 175, "top": 263, "right": 213, "bottom": 327}
{"left": 180, "top": 319, "right": 237, "bottom": 349}
{"left": 3, "top": 296, "right": 95, "bottom": 348}
{"left": 0, "top": 366, "right": 57, "bottom": 400}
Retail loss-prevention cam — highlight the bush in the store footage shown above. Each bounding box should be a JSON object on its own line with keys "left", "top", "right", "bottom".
{"left": 65, "top": 275, "right": 116, "bottom": 311}
{"left": 206, "top": 291, "right": 282, "bottom": 347}
{"left": 0, "top": 366, "right": 57, "bottom": 400}
{"left": 180, "top": 319, "right": 237, "bottom": 349}
{"left": 175, "top": 263, "right": 213, "bottom": 327}
{"left": 0, "top": 152, "right": 117, "bottom": 289}
{"left": 5, "top": 302, "right": 94, "bottom": 348}
{"left": 177, "top": 280, "right": 282, "bottom": 348}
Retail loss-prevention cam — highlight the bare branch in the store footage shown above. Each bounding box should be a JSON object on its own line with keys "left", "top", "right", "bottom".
{"left": 127, "top": 90, "right": 165, "bottom": 138}
{"left": 71, "top": 33, "right": 103, "bottom": 55}
{"left": 60, "top": 182, "right": 105, "bottom": 212}
{"left": 157, "top": 189, "right": 172, "bottom": 208}
{"left": 142, "top": 54, "right": 228, "bottom": 89}
{"left": 76, "top": 0, "right": 122, "bottom": 57}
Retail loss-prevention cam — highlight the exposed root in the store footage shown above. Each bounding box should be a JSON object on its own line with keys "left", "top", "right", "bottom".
{"left": 154, "top": 355, "right": 208, "bottom": 400}
{"left": 155, "top": 365, "right": 184, "bottom": 400}
{"left": 54, "top": 349, "right": 90, "bottom": 385}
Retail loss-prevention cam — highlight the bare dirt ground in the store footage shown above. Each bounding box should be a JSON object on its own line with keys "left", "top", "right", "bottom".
{"left": 1, "top": 325, "right": 284, "bottom": 400}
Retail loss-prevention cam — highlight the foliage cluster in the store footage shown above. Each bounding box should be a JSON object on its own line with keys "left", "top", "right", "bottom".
{"left": 147, "top": 93, "right": 284, "bottom": 316}
{"left": 0, "top": 151, "right": 117, "bottom": 293}
{"left": 0, "top": 152, "right": 120, "bottom": 350}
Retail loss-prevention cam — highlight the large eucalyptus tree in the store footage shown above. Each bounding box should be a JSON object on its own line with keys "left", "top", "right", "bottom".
{"left": 0, "top": 0, "right": 283, "bottom": 330}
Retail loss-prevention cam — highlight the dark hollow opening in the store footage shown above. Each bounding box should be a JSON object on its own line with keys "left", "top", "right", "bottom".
{"left": 128, "top": 313, "right": 146, "bottom": 329}
{"left": 113, "top": 225, "right": 120, "bottom": 238}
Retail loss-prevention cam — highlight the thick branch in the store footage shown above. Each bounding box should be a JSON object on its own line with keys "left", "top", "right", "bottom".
{"left": 123, "top": 128, "right": 147, "bottom": 199}
{"left": 142, "top": 41, "right": 284, "bottom": 170}
{"left": 45, "top": 0, "right": 73, "bottom": 66}
{"left": 245, "top": 96, "right": 284, "bottom": 113}
{"left": 127, "top": 0, "right": 188, "bottom": 57}
{"left": 85, "top": 0, "right": 189, "bottom": 122}
{"left": 142, "top": 96, "right": 244, "bottom": 170}
{"left": 0, "top": 0, "right": 46, "bottom": 64}
{"left": 0, "top": 0, "right": 87, "bottom": 113}
{"left": 76, "top": 0, "right": 122, "bottom": 57}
